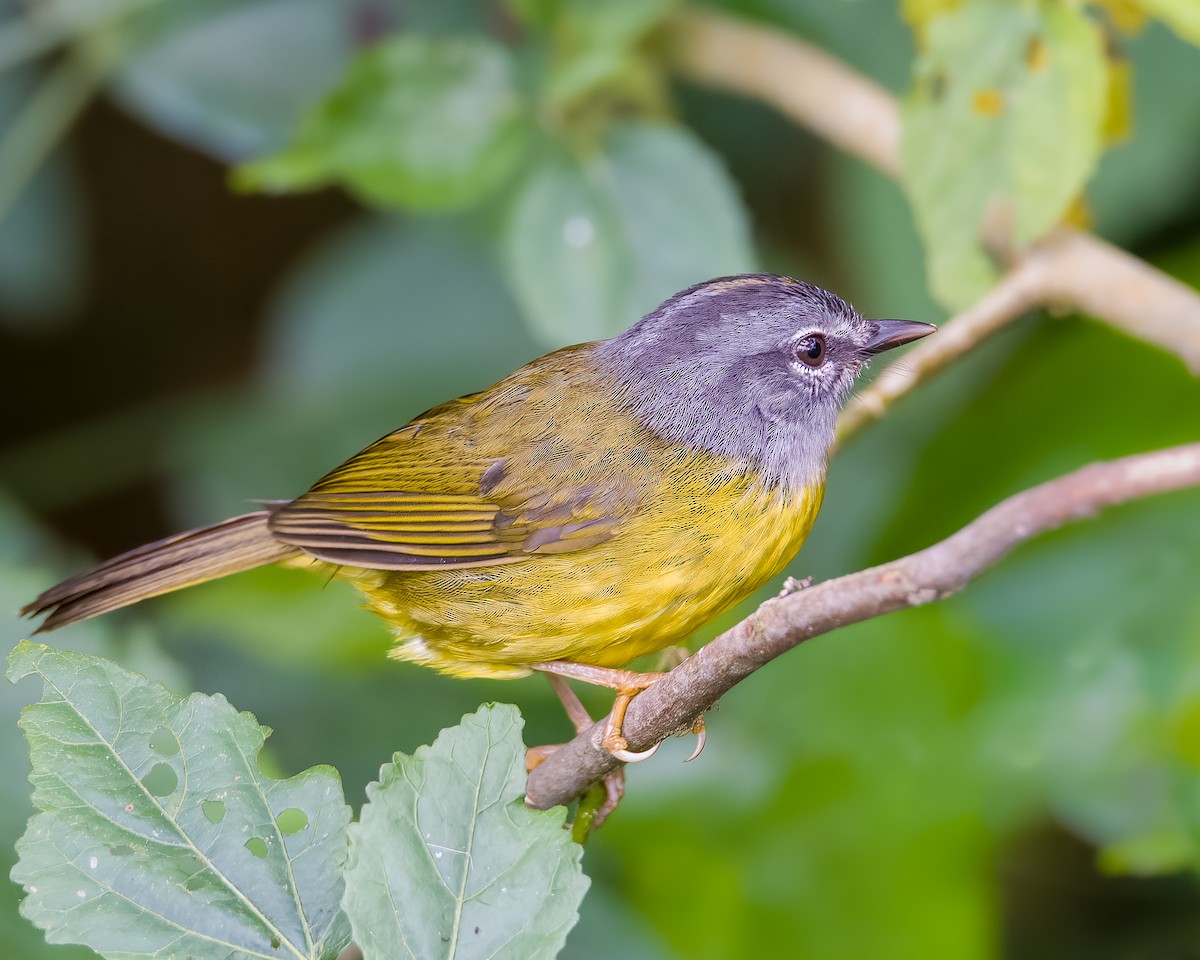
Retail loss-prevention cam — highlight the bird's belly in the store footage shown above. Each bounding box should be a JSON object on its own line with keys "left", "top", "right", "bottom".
{"left": 351, "top": 477, "right": 824, "bottom": 679}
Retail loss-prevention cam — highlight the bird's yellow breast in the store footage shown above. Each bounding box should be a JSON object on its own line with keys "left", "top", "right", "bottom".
{"left": 340, "top": 440, "right": 824, "bottom": 679}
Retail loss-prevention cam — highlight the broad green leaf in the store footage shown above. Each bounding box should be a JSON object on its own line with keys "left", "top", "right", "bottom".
{"left": 563, "top": 0, "right": 675, "bottom": 43}
{"left": 504, "top": 155, "right": 628, "bottom": 344}
{"left": 0, "top": 501, "right": 134, "bottom": 960}
{"left": 516, "top": 0, "right": 673, "bottom": 36}
{"left": 900, "top": 0, "right": 962, "bottom": 35}
{"left": 901, "top": 0, "right": 1107, "bottom": 308}
{"left": 236, "top": 35, "right": 531, "bottom": 211}
{"left": 503, "top": 123, "right": 755, "bottom": 345}
{"left": 262, "top": 218, "right": 536, "bottom": 403}
{"left": 9, "top": 641, "right": 352, "bottom": 960}
{"left": 165, "top": 216, "right": 538, "bottom": 525}
{"left": 506, "top": 0, "right": 558, "bottom": 29}
{"left": 111, "top": 0, "right": 356, "bottom": 161}
{"left": 540, "top": 0, "right": 676, "bottom": 106}
{"left": 1133, "top": 0, "right": 1200, "bottom": 45}
{"left": 343, "top": 703, "right": 588, "bottom": 960}
{"left": 600, "top": 124, "right": 755, "bottom": 324}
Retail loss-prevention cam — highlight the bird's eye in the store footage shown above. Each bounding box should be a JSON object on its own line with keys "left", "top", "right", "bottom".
{"left": 795, "top": 334, "right": 826, "bottom": 367}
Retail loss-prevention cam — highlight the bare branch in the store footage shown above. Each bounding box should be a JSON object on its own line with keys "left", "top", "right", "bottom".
{"left": 838, "top": 225, "right": 1200, "bottom": 442}
{"left": 525, "top": 442, "right": 1200, "bottom": 810}
{"left": 836, "top": 252, "right": 1044, "bottom": 446}
{"left": 665, "top": 6, "right": 1200, "bottom": 410}
{"left": 1038, "top": 228, "right": 1200, "bottom": 374}
{"left": 665, "top": 7, "right": 900, "bottom": 177}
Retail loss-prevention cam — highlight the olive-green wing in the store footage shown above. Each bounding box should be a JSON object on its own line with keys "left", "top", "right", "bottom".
{"left": 266, "top": 403, "right": 641, "bottom": 570}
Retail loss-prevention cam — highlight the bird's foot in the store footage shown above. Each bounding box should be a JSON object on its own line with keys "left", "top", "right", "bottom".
{"left": 534, "top": 661, "right": 666, "bottom": 761}
{"left": 525, "top": 742, "right": 626, "bottom": 834}
{"left": 685, "top": 714, "right": 707, "bottom": 762}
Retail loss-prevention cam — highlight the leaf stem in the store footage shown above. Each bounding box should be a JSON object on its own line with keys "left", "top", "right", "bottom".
{"left": 525, "top": 442, "right": 1200, "bottom": 808}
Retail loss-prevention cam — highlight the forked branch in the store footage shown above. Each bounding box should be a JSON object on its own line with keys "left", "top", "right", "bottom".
{"left": 525, "top": 442, "right": 1200, "bottom": 809}
{"left": 666, "top": 5, "right": 1200, "bottom": 442}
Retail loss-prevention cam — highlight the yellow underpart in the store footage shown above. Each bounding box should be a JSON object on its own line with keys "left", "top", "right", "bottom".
{"left": 338, "top": 453, "right": 823, "bottom": 679}
{"left": 287, "top": 343, "right": 829, "bottom": 679}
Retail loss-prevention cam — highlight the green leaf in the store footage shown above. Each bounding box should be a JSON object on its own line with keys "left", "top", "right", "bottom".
{"left": 111, "top": 0, "right": 357, "bottom": 161}
{"left": 503, "top": 123, "right": 755, "bottom": 345}
{"left": 236, "top": 35, "right": 531, "bottom": 211}
{"left": 899, "top": 0, "right": 962, "bottom": 34}
{"left": 504, "top": 154, "right": 628, "bottom": 344}
{"left": 511, "top": 0, "right": 673, "bottom": 36}
{"left": 1133, "top": 0, "right": 1200, "bottom": 46}
{"left": 8, "top": 641, "right": 352, "bottom": 960}
{"left": 539, "top": 0, "right": 676, "bottom": 106}
{"left": 343, "top": 703, "right": 588, "bottom": 960}
{"left": 600, "top": 124, "right": 755, "bottom": 326}
{"left": 506, "top": 0, "right": 559, "bottom": 29}
{"left": 901, "top": 0, "right": 1107, "bottom": 308}
{"left": 165, "top": 216, "right": 538, "bottom": 525}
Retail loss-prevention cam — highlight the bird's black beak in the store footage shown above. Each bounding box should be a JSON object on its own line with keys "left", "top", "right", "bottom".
{"left": 862, "top": 319, "right": 937, "bottom": 355}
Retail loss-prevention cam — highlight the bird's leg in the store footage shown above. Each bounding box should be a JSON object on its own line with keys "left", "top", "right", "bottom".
{"left": 544, "top": 672, "right": 593, "bottom": 733}
{"left": 686, "top": 714, "right": 707, "bottom": 763}
{"left": 528, "top": 673, "right": 624, "bottom": 829}
{"left": 532, "top": 661, "right": 667, "bottom": 762}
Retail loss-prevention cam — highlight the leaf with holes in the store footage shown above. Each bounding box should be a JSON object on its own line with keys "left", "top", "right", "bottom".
{"left": 901, "top": 0, "right": 1107, "bottom": 308}
{"left": 8, "top": 640, "right": 352, "bottom": 960}
{"left": 343, "top": 703, "right": 588, "bottom": 960}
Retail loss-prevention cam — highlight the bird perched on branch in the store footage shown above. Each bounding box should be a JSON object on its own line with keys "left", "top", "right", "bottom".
{"left": 24, "top": 274, "right": 932, "bottom": 763}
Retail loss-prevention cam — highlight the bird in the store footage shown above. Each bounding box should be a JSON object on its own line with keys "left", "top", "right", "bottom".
{"left": 23, "top": 274, "right": 933, "bottom": 762}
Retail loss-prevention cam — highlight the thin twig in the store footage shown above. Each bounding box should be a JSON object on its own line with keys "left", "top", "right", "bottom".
{"left": 665, "top": 6, "right": 900, "bottom": 177}
{"left": 1037, "top": 228, "right": 1200, "bottom": 374}
{"left": 525, "top": 442, "right": 1200, "bottom": 809}
{"left": 836, "top": 251, "right": 1044, "bottom": 447}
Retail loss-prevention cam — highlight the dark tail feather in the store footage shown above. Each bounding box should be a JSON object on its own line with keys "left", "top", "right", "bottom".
{"left": 22, "top": 511, "right": 301, "bottom": 632}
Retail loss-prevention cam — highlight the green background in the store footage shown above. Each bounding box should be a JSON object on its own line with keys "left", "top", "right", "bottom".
{"left": 2, "top": 0, "right": 1200, "bottom": 956}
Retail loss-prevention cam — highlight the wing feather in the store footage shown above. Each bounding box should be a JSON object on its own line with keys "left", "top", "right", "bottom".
{"left": 267, "top": 352, "right": 642, "bottom": 570}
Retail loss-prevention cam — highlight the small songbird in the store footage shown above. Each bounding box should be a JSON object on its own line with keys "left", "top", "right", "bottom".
{"left": 23, "top": 275, "right": 932, "bottom": 760}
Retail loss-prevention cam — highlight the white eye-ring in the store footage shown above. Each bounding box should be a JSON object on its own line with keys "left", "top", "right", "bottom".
{"left": 794, "top": 333, "right": 826, "bottom": 368}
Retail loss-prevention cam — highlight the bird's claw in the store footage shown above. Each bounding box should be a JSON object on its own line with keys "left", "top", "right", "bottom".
{"left": 609, "top": 740, "right": 661, "bottom": 763}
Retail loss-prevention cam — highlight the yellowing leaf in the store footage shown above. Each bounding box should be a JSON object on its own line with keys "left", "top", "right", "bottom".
{"left": 901, "top": 0, "right": 1108, "bottom": 308}
{"left": 1104, "top": 56, "right": 1135, "bottom": 144}
{"left": 1061, "top": 194, "right": 1093, "bottom": 230}
{"left": 1096, "top": 0, "right": 1149, "bottom": 35}
{"left": 901, "top": 0, "right": 964, "bottom": 38}
{"left": 970, "top": 88, "right": 1005, "bottom": 116}
{"left": 1130, "top": 0, "right": 1200, "bottom": 46}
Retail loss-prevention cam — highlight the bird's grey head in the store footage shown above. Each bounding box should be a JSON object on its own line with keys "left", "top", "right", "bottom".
{"left": 597, "top": 274, "right": 934, "bottom": 492}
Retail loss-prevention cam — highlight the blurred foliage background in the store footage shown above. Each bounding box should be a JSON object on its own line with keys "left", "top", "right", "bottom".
{"left": 2, "top": 0, "right": 1200, "bottom": 957}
